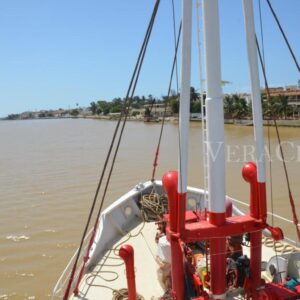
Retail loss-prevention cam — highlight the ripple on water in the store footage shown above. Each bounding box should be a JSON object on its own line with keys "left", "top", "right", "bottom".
{"left": 15, "top": 271, "right": 35, "bottom": 277}
{"left": 5, "top": 235, "right": 30, "bottom": 242}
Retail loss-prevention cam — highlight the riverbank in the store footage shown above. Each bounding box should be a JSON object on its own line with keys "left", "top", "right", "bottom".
{"left": 2, "top": 115, "right": 300, "bottom": 127}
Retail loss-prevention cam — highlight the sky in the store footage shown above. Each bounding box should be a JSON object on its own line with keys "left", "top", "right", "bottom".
{"left": 0, "top": 0, "right": 299, "bottom": 117}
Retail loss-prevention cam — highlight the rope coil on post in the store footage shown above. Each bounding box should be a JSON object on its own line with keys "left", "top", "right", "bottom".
{"left": 112, "top": 288, "right": 144, "bottom": 300}
{"left": 140, "top": 193, "right": 168, "bottom": 222}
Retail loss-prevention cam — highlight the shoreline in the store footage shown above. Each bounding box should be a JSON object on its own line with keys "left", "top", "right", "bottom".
{"left": 2, "top": 115, "right": 300, "bottom": 127}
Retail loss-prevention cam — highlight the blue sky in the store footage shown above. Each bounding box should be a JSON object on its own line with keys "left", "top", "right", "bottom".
{"left": 0, "top": 0, "right": 299, "bottom": 117}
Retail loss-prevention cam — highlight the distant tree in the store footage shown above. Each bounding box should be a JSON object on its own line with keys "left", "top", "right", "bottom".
{"left": 190, "top": 86, "right": 200, "bottom": 102}
{"left": 224, "top": 95, "right": 235, "bottom": 118}
{"left": 6, "top": 114, "right": 19, "bottom": 120}
{"left": 232, "top": 94, "right": 249, "bottom": 119}
{"left": 277, "top": 94, "right": 289, "bottom": 119}
{"left": 70, "top": 109, "right": 79, "bottom": 116}
{"left": 110, "top": 98, "right": 122, "bottom": 113}
{"left": 170, "top": 98, "right": 179, "bottom": 114}
{"left": 224, "top": 94, "right": 250, "bottom": 119}
{"left": 97, "top": 100, "right": 110, "bottom": 115}
{"left": 190, "top": 101, "right": 201, "bottom": 113}
{"left": 131, "top": 111, "right": 140, "bottom": 117}
{"left": 90, "top": 101, "right": 97, "bottom": 114}
{"left": 144, "top": 107, "right": 151, "bottom": 117}
{"left": 96, "top": 107, "right": 102, "bottom": 115}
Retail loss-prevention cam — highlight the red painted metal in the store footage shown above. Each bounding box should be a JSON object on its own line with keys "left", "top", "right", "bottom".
{"left": 162, "top": 171, "right": 179, "bottom": 233}
{"left": 258, "top": 182, "right": 267, "bottom": 223}
{"left": 73, "top": 220, "right": 99, "bottom": 295}
{"left": 119, "top": 245, "right": 137, "bottom": 300}
{"left": 162, "top": 171, "right": 185, "bottom": 300}
{"left": 178, "top": 192, "right": 186, "bottom": 237}
{"left": 242, "top": 162, "right": 262, "bottom": 299}
{"left": 266, "top": 226, "right": 284, "bottom": 241}
{"left": 242, "top": 162, "right": 259, "bottom": 218}
{"left": 250, "top": 231, "right": 262, "bottom": 299}
{"left": 210, "top": 237, "right": 226, "bottom": 298}
{"left": 208, "top": 212, "right": 226, "bottom": 225}
{"left": 225, "top": 199, "right": 233, "bottom": 217}
{"left": 161, "top": 163, "right": 285, "bottom": 299}
{"left": 169, "top": 232, "right": 185, "bottom": 300}
{"left": 208, "top": 211, "right": 226, "bottom": 298}
{"left": 184, "top": 215, "right": 262, "bottom": 242}
{"left": 164, "top": 211, "right": 198, "bottom": 224}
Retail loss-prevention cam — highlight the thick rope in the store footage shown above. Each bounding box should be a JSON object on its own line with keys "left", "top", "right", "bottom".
{"left": 112, "top": 289, "right": 145, "bottom": 300}
{"left": 140, "top": 193, "right": 168, "bottom": 222}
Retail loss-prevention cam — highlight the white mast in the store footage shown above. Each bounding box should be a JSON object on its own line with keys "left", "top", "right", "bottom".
{"left": 178, "top": 0, "right": 192, "bottom": 194}
{"left": 242, "top": 0, "right": 266, "bottom": 183}
{"left": 202, "top": 0, "right": 225, "bottom": 215}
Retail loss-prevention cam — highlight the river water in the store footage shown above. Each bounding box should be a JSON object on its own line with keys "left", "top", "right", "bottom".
{"left": 0, "top": 119, "right": 299, "bottom": 299}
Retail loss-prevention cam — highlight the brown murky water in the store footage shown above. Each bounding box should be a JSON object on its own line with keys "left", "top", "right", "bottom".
{"left": 0, "top": 119, "right": 299, "bottom": 299}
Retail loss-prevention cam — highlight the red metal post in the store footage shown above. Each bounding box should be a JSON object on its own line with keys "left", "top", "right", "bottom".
{"left": 242, "top": 162, "right": 262, "bottom": 298}
{"left": 162, "top": 171, "right": 185, "bottom": 300}
{"left": 177, "top": 192, "right": 186, "bottom": 238}
{"left": 208, "top": 212, "right": 226, "bottom": 299}
{"left": 163, "top": 171, "right": 179, "bottom": 233}
{"left": 119, "top": 245, "right": 137, "bottom": 300}
{"left": 258, "top": 182, "right": 267, "bottom": 223}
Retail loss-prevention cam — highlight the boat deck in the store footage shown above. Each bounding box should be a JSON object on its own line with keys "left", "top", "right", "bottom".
{"left": 71, "top": 220, "right": 299, "bottom": 300}
{"left": 71, "top": 221, "right": 164, "bottom": 300}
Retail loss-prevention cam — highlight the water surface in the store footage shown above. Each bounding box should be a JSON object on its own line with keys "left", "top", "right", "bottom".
{"left": 0, "top": 119, "right": 299, "bottom": 299}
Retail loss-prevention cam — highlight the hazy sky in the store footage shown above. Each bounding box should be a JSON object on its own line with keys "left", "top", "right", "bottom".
{"left": 0, "top": 0, "right": 299, "bottom": 117}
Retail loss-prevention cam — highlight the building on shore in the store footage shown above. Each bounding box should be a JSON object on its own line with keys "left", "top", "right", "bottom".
{"left": 266, "top": 86, "right": 300, "bottom": 118}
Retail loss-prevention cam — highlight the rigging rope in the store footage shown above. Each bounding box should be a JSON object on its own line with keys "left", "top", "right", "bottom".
{"left": 151, "top": 22, "right": 182, "bottom": 182}
{"left": 62, "top": 2, "right": 161, "bottom": 299}
{"left": 264, "top": 0, "right": 300, "bottom": 72}
{"left": 257, "top": 0, "right": 280, "bottom": 268}
{"left": 171, "top": 0, "right": 179, "bottom": 94}
{"left": 255, "top": 37, "right": 300, "bottom": 242}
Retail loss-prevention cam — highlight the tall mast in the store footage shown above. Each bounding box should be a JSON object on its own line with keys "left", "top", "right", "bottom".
{"left": 202, "top": 0, "right": 226, "bottom": 298}
{"left": 178, "top": 0, "right": 192, "bottom": 198}
{"left": 242, "top": 0, "right": 266, "bottom": 184}
{"left": 242, "top": 0, "right": 267, "bottom": 293}
{"left": 202, "top": 1, "right": 225, "bottom": 220}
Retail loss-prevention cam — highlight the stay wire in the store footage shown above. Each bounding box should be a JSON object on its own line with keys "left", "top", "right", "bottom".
{"left": 258, "top": 0, "right": 274, "bottom": 228}
{"left": 258, "top": 0, "right": 266, "bottom": 70}
{"left": 257, "top": 2, "right": 279, "bottom": 269}
{"left": 95, "top": 0, "right": 160, "bottom": 223}
{"left": 62, "top": 1, "right": 161, "bottom": 299}
{"left": 171, "top": 0, "right": 179, "bottom": 94}
{"left": 265, "top": 0, "right": 300, "bottom": 72}
{"left": 151, "top": 22, "right": 182, "bottom": 182}
{"left": 256, "top": 36, "right": 300, "bottom": 242}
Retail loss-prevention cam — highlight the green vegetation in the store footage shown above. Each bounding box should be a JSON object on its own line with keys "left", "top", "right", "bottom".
{"left": 224, "top": 93, "right": 295, "bottom": 120}
{"left": 262, "top": 94, "right": 293, "bottom": 119}
{"left": 224, "top": 94, "right": 249, "bottom": 119}
{"left": 3, "top": 87, "right": 298, "bottom": 122}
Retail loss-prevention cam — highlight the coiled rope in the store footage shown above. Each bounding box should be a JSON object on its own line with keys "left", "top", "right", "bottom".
{"left": 85, "top": 220, "right": 147, "bottom": 299}
{"left": 140, "top": 193, "right": 168, "bottom": 222}
{"left": 112, "top": 289, "right": 145, "bottom": 300}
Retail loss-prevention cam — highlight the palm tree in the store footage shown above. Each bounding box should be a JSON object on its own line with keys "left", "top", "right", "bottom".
{"left": 224, "top": 95, "right": 235, "bottom": 118}
{"left": 277, "top": 94, "right": 289, "bottom": 119}
{"left": 232, "top": 94, "right": 249, "bottom": 119}
{"left": 190, "top": 86, "right": 200, "bottom": 102}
